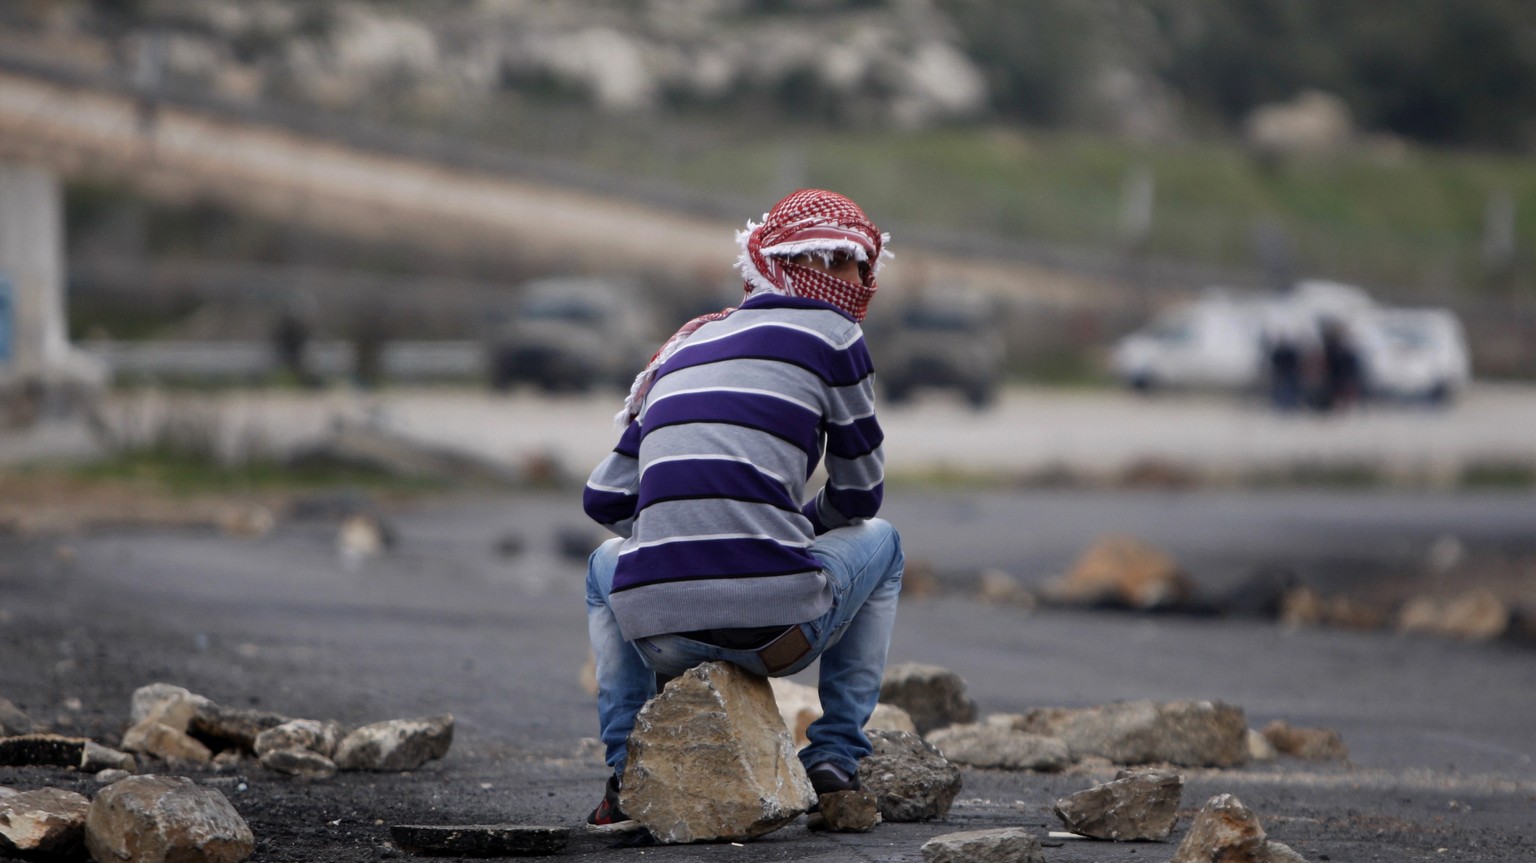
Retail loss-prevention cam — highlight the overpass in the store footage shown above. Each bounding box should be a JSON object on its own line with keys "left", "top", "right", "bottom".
{"left": 0, "top": 54, "right": 1134, "bottom": 411}
{"left": 0, "top": 56, "right": 1123, "bottom": 300}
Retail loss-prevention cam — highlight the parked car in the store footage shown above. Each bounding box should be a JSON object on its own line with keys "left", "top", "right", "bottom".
{"left": 1110, "top": 292, "right": 1268, "bottom": 392}
{"left": 1351, "top": 307, "right": 1471, "bottom": 402}
{"left": 1110, "top": 281, "right": 1472, "bottom": 404}
{"left": 484, "top": 278, "right": 658, "bottom": 393}
{"left": 870, "top": 291, "right": 1005, "bottom": 408}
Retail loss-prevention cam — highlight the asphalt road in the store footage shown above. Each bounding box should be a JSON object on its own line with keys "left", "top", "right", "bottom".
{"left": 2, "top": 489, "right": 1533, "bottom": 862}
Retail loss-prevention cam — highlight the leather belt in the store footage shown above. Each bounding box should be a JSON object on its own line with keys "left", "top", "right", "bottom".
{"left": 679, "top": 624, "right": 814, "bottom": 675}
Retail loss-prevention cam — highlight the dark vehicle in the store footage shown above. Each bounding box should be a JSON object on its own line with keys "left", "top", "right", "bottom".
{"left": 484, "top": 278, "right": 657, "bottom": 393}
{"left": 871, "top": 291, "right": 1004, "bottom": 408}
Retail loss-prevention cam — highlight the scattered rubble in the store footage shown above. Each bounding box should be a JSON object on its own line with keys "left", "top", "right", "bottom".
{"left": 1397, "top": 589, "right": 1511, "bottom": 640}
{"left": 1170, "top": 793, "right": 1308, "bottom": 863}
{"left": 1005, "top": 700, "right": 1250, "bottom": 768}
{"left": 254, "top": 719, "right": 345, "bottom": 778}
{"left": 1260, "top": 720, "right": 1348, "bottom": 761}
{"left": 85, "top": 775, "right": 255, "bottom": 863}
{"left": 926, "top": 724, "right": 1072, "bottom": 771}
{"left": 121, "top": 721, "right": 213, "bottom": 766}
{"left": 334, "top": 716, "right": 454, "bottom": 772}
{"left": 389, "top": 824, "right": 570, "bottom": 857}
{"left": 622, "top": 662, "right": 813, "bottom": 844}
{"left": 1279, "top": 587, "right": 1387, "bottom": 630}
{"left": 974, "top": 569, "right": 1037, "bottom": 609}
{"left": 115, "top": 683, "right": 453, "bottom": 776}
{"left": 189, "top": 704, "right": 292, "bottom": 753}
{"left": 253, "top": 719, "right": 344, "bottom": 760}
{"left": 1043, "top": 534, "right": 1193, "bottom": 611}
{"left": 858, "top": 730, "right": 963, "bottom": 823}
{"left": 1052, "top": 768, "right": 1183, "bottom": 841}
{"left": 0, "top": 786, "right": 90, "bottom": 859}
{"left": 879, "top": 663, "right": 978, "bottom": 735}
{"left": 921, "top": 827, "right": 1045, "bottom": 863}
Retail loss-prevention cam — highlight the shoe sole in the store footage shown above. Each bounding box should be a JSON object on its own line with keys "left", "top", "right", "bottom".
{"left": 585, "top": 819, "right": 644, "bottom": 835}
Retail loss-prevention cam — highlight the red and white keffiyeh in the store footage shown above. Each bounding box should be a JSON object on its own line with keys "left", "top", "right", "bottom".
{"left": 617, "top": 189, "right": 890, "bottom": 425}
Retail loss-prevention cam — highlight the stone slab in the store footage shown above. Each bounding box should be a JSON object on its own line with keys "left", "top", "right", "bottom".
{"left": 390, "top": 824, "right": 570, "bottom": 857}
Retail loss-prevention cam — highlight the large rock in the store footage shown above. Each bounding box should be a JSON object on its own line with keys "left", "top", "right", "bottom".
{"left": 879, "top": 663, "right": 977, "bottom": 735}
{"left": 334, "top": 715, "right": 453, "bottom": 771}
{"left": 0, "top": 787, "right": 91, "bottom": 858}
{"left": 1044, "top": 534, "right": 1192, "bottom": 610}
{"left": 1053, "top": 768, "right": 1183, "bottom": 841}
{"left": 1007, "top": 700, "right": 1249, "bottom": 767}
{"left": 925, "top": 724, "right": 1071, "bottom": 771}
{"left": 85, "top": 775, "right": 255, "bottom": 863}
{"left": 858, "top": 730, "right": 962, "bottom": 822}
{"left": 920, "top": 827, "right": 1045, "bottom": 863}
{"left": 621, "top": 661, "right": 813, "bottom": 844}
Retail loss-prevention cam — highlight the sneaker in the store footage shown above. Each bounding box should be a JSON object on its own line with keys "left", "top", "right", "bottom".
{"left": 585, "top": 774, "right": 641, "bottom": 834}
{"left": 811, "top": 758, "right": 860, "bottom": 810}
{"left": 806, "top": 762, "right": 860, "bottom": 797}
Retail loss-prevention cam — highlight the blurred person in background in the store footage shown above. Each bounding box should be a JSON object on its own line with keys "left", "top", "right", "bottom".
{"left": 580, "top": 189, "right": 905, "bottom": 832}
{"left": 1314, "top": 318, "right": 1362, "bottom": 412}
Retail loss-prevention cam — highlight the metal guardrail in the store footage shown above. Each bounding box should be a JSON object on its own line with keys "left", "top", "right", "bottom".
{"left": 83, "top": 340, "right": 485, "bottom": 382}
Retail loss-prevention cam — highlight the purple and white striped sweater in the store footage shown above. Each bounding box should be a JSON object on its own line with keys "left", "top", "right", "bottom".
{"left": 583, "top": 293, "right": 885, "bottom": 641}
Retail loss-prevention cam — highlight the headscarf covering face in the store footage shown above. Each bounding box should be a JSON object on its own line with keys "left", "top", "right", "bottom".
{"left": 737, "top": 188, "right": 889, "bottom": 321}
{"left": 616, "top": 189, "right": 890, "bottom": 425}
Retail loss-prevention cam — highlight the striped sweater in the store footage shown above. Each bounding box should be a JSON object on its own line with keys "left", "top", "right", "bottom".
{"left": 583, "top": 293, "right": 885, "bottom": 641}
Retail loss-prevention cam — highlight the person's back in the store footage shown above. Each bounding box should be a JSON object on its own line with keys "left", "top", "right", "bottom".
{"left": 578, "top": 189, "right": 905, "bottom": 834}
{"left": 586, "top": 293, "right": 881, "bottom": 641}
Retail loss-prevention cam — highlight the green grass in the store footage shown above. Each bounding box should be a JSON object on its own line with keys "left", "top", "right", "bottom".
{"left": 467, "top": 107, "right": 1536, "bottom": 299}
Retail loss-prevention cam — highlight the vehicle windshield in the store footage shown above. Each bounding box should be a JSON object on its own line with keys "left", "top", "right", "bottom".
{"left": 1147, "top": 317, "right": 1194, "bottom": 343}
{"left": 1378, "top": 321, "right": 1433, "bottom": 350}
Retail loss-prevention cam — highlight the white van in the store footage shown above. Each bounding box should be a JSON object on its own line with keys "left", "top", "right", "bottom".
{"left": 1110, "top": 292, "right": 1267, "bottom": 392}
{"left": 1351, "top": 307, "right": 1471, "bottom": 402}
{"left": 1110, "top": 282, "right": 1471, "bottom": 403}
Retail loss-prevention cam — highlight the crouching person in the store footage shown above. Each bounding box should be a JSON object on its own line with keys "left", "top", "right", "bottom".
{"left": 581, "top": 189, "right": 905, "bottom": 831}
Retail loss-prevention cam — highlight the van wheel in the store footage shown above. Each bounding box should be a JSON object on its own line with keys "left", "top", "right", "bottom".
{"left": 1129, "top": 373, "right": 1156, "bottom": 394}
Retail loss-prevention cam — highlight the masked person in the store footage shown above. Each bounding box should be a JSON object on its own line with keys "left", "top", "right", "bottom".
{"left": 581, "top": 189, "right": 905, "bottom": 831}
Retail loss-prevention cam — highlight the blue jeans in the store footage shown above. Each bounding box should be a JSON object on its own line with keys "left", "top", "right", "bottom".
{"left": 585, "top": 518, "right": 904, "bottom": 779}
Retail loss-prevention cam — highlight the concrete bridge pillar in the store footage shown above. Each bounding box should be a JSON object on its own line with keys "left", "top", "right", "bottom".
{"left": 0, "top": 161, "right": 106, "bottom": 427}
